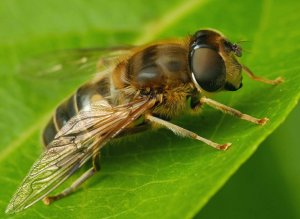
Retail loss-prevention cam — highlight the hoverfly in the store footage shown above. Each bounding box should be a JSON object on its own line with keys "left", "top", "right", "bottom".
{"left": 6, "top": 29, "right": 283, "bottom": 214}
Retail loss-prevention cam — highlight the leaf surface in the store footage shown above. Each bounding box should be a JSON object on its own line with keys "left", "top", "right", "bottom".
{"left": 0, "top": 0, "right": 299, "bottom": 218}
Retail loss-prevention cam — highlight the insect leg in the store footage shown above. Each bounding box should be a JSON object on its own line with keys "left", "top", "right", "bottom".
{"left": 42, "top": 153, "right": 101, "bottom": 205}
{"left": 145, "top": 114, "right": 231, "bottom": 150}
{"left": 200, "top": 97, "right": 268, "bottom": 125}
{"left": 242, "top": 65, "right": 283, "bottom": 85}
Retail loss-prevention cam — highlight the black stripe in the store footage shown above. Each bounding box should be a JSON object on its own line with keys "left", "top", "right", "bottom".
{"left": 141, "top": 45, "right": 157, "bottom": 66}
{"left": 55, "top": 96, "right": 77, "bottom": 129}
{"left": 44, "top": 75, "right": 112, "bottom": 144}
{"left": 224, "top": 82, "right": 238, "bottom": 91}
{"left": 42, "top": 117, "right": 58, "bottom": 146}
{"left": 76, "top": 77, "right": 111, "bottom": 111}
{"left": 94, "top": 77, "right": 110, "bottom": 97}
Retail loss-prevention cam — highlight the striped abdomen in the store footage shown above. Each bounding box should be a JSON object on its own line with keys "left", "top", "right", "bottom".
{"left": 43, "top": 42, "right": 194, "bottom": 146}
{"left": 42, "top": 76, "right": 111, "bottom": 146}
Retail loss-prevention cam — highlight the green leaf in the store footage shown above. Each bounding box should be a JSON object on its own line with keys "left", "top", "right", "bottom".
{"left": 198, "top": 106, "right": 300, "bottom": 218}
{"left": 0, "top": 0, "right": 299, "bottom": 218}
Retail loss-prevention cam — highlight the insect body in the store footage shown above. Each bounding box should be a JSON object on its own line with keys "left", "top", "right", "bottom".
{"left": 6, "top": 29, "right": 283, "bottom": 214}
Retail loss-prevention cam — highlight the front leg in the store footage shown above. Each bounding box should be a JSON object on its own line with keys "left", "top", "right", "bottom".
{"left": 200, "top": 97, "right": 268, "bottom": 125}
{"left": 145, "top": 114, "right": 231, "bottom": 150}
{"left": 242, "top": 65, "right": 283, "bottom": 85}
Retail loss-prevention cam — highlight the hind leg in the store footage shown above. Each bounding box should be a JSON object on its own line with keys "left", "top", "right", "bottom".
{"left": 43, "top": 153, "right": 101, "bottom": 205}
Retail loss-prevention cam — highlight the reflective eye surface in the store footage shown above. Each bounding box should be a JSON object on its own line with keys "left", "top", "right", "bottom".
{"left": 191, "top": 47, "right": 226, "bottom": 92}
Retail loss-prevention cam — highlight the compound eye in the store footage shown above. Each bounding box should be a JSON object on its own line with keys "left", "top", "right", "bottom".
{"left": 191, "top": 47, "right": 226, "bottom": 92}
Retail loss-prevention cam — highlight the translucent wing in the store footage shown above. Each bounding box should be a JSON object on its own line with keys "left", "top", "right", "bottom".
{"left": 6, "top": 97, "right": 156, "bottom": 214}
{"left": 19, "top": 47, "right": 133, "bottom": 81}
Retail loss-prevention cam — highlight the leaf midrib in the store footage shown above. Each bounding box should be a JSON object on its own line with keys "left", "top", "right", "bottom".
{"left": 0, "top": 0, "right": 210, "bottom": 175}
{"left": 185, "top": 0, "right": 284, "bottom": 217}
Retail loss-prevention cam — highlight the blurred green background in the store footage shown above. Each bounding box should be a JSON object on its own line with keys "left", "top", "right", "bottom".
{"left": 198, "top": 105, "right": 300, "bottom": 219}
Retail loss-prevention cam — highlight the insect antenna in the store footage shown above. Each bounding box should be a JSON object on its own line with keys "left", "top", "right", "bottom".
{"left": 235, "top": 40, "right": 252, "bottom": 54}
